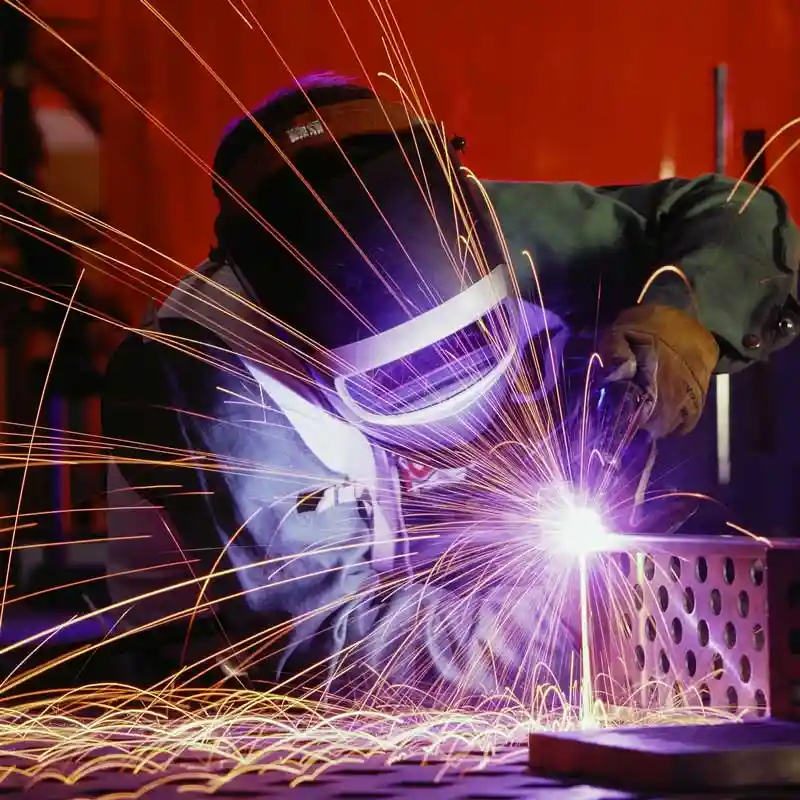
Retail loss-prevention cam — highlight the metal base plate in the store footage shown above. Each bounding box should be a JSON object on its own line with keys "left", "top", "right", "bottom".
{"left": 0, "top": 743, "right": 631, "bottom": 799}
{"left": 529, "top": 721, "right": 800, "bottom": 792}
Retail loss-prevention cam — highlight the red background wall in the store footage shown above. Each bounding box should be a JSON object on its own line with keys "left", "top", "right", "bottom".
{"left": 96, "top": 0, "right": 800, "bottom": 316}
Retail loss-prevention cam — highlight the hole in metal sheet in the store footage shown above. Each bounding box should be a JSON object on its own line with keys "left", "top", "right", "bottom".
{"left": 738, "top": 590, "right": 750, "bottom": 619}
{"left": 686, "top": 649, "right": 697, "bottom": 677}
{"left": 644, "top": 554, "right": 656, "bottom": 581}
{"left": 646, "top": 677, "right": 658, "bottom": 704}
{"left": 619, "top": 552, "right": 631, "bottom": 578}
{"left": 753, "top": 623, "right": 766, "bottom": 652}
{"left": 671, "top": 617, "right": 683, "bottom": 644}
{"left": 740, "top": 654, "right": 752, "bottom": 683}
{"left": 621, "top": 612, "right": 633, "bottom": 639}
{"left": 751, "top": 559, "right": 764, "bottom": 586}
{"left": 698, "top": 619, "right": 710, "bottom": 647}
{"left": 724, "top": 621, "right": 737, "bottom": 649}
{"left": 755, "top": 688, "right": 767, "bottom": 717}
{"left": 645, "top": 615, "right": 657, "bottom": 642}
{"left": 672, "top": 680, "right": 685, "bottom": 707}
{"left": 684, "top": 586, "right": 695, "bottom": 614}
{"left": 669, "top": 556, "right": 681, "bottom": 582}
{"left": 698, "top": 682, "right": 712, "bottom": 707}
{"left": 657, "top": 585, "right": 669, "bottom": 612}
{"left": 710, "top": 588, "right": 722, "bottom": 616}
{"left": 659, "top": 649, "right": 670, "bottom": 675}
{"left": 696, "top": 557, "right": 708, "bottom": 583}
{"left": 727, "top": 685, "right": 739, "bottom": 713}
{"left": 788, "top": 628, "right": 800, "bottom": 655}
{"left": 789, "top": 582, "right": 800, "bottom": 609}
{"left": 634, "top": 645, "right": 645, "bottom": 670}
{"left": 633, "top": 583, "right": 644, "bottom": 611}
{"left": 722, "top": 557, "right": 736, "bottom": 585}
{"left": 711, "top": 652, "right": 724, "bottom": 679}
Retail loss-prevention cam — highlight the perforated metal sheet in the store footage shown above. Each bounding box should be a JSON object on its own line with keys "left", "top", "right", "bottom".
{"left": 588, "top": 535, "right": 800, "bottom": 721}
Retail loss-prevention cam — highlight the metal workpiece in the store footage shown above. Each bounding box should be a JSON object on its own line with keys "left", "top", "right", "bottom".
{"left": 529, "top": 720, "right": 800, "bottom": 793}
{"left": 586, "top": 534, "right": 800, "bottom": 722}
{"left": 524, "top": 534, "right": 800, "bottom": 795}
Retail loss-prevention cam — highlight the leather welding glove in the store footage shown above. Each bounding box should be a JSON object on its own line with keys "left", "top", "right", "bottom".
{"left": 598, "top": 304, "right": 720, "bottom": 439}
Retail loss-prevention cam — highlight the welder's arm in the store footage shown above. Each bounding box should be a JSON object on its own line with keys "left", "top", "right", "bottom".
{"left": 594, "top": 176, "right": 798, "bottom": 437}
{"left": 484, "top": 175, "right": 799, "bottom": 437}
{"left": 600, "top": 175, "right": 800, "bottom": 371}
{"left": 486, "top": 175, "right": 798, "bottom": 361}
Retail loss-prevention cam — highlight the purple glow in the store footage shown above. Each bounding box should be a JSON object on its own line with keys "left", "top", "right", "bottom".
{"left": 538, "top": 487, "right": 612, "bottom": 557}
{"left": 553, "top": 504, "right": 610, "bottom": 556}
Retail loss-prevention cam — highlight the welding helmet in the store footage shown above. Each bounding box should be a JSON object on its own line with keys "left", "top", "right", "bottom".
{"left": 215, "top": 92, "right": 537, "bottom": 450}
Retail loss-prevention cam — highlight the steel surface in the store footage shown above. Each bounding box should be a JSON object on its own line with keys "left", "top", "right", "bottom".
{"left": 587, "top": 534, "right": 800, "bottom": 721}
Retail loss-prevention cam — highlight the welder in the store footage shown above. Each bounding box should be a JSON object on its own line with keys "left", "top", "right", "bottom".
{"left": 101, "top": 74, "right": 800, "bottom": 701}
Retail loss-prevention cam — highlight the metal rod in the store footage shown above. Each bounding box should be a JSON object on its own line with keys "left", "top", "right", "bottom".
{"left": 713, "top": 64, "right": 731, "bottom": 486}
{"left": 714, "top": 64, "right": 728, "bottom": 174}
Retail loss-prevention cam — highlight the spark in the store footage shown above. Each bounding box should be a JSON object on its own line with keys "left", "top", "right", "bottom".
{"left": 546, "top": 502, "right": 611, "bottom": 559}
{"left": 637, "top": 264, "right": 698, "bottom": 315}
{"left": 0, "top": 686, "right": 733, "bottom": 793}
{"left": 725, "top": 521, "right": 772, "bottom": 546}
{"left": 727, "top": 115, "right": 800, "bottom": 210}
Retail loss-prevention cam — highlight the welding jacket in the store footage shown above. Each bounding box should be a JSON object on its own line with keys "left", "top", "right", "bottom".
{"left": 484, "top": 174, "right": 800, "bottom": 371}
{"left": 102, "top": 173, "right": 796, "bottom": 698}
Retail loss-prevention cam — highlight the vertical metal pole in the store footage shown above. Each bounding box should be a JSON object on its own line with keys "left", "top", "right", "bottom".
{"left": 713, "top": 65, "right": 732, "bottom": 487}
{"left": 714, "top": 65, "right": 728, "bottom": 175}
{"left": 742, "top": 130, "right": 772, "bottom": 456}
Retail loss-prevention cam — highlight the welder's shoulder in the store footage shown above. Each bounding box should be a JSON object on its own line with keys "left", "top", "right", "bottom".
{"left": 482, "top": 178, "right": 638, "bottom": 231}
{"left": 597, "top": 174, "right": 796, "bottom": 238}
{"left": 484, "top": 175, "right": 798, "bottom": 262}
{"left": 485, "top": 173, "right": 791, "bottom": 220}
{"left": 613, "top": 176, "right": 800, "bottom": 280}
{"left": 480, "top": 178, "right": 648, "bottom": 277}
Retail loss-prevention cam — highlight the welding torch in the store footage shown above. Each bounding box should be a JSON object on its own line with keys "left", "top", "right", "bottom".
{"left": 594, "top": 381, "right": 649, "bottom": 467}
{"left": 592, "top": 380, "right": 657, "bottom": 523}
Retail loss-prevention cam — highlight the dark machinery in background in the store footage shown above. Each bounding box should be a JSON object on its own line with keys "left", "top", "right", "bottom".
{"left": 0, "top": 1, "right": 109, "bottom": 619}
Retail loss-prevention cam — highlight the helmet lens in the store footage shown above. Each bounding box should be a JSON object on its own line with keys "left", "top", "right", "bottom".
{"left": 341, "top": 304, "right": 513, "bottom": 416}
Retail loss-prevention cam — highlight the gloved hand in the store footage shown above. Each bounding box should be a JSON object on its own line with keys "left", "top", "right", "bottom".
{"left": 598, "top": 304, "right": 720, "bottom": 439}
